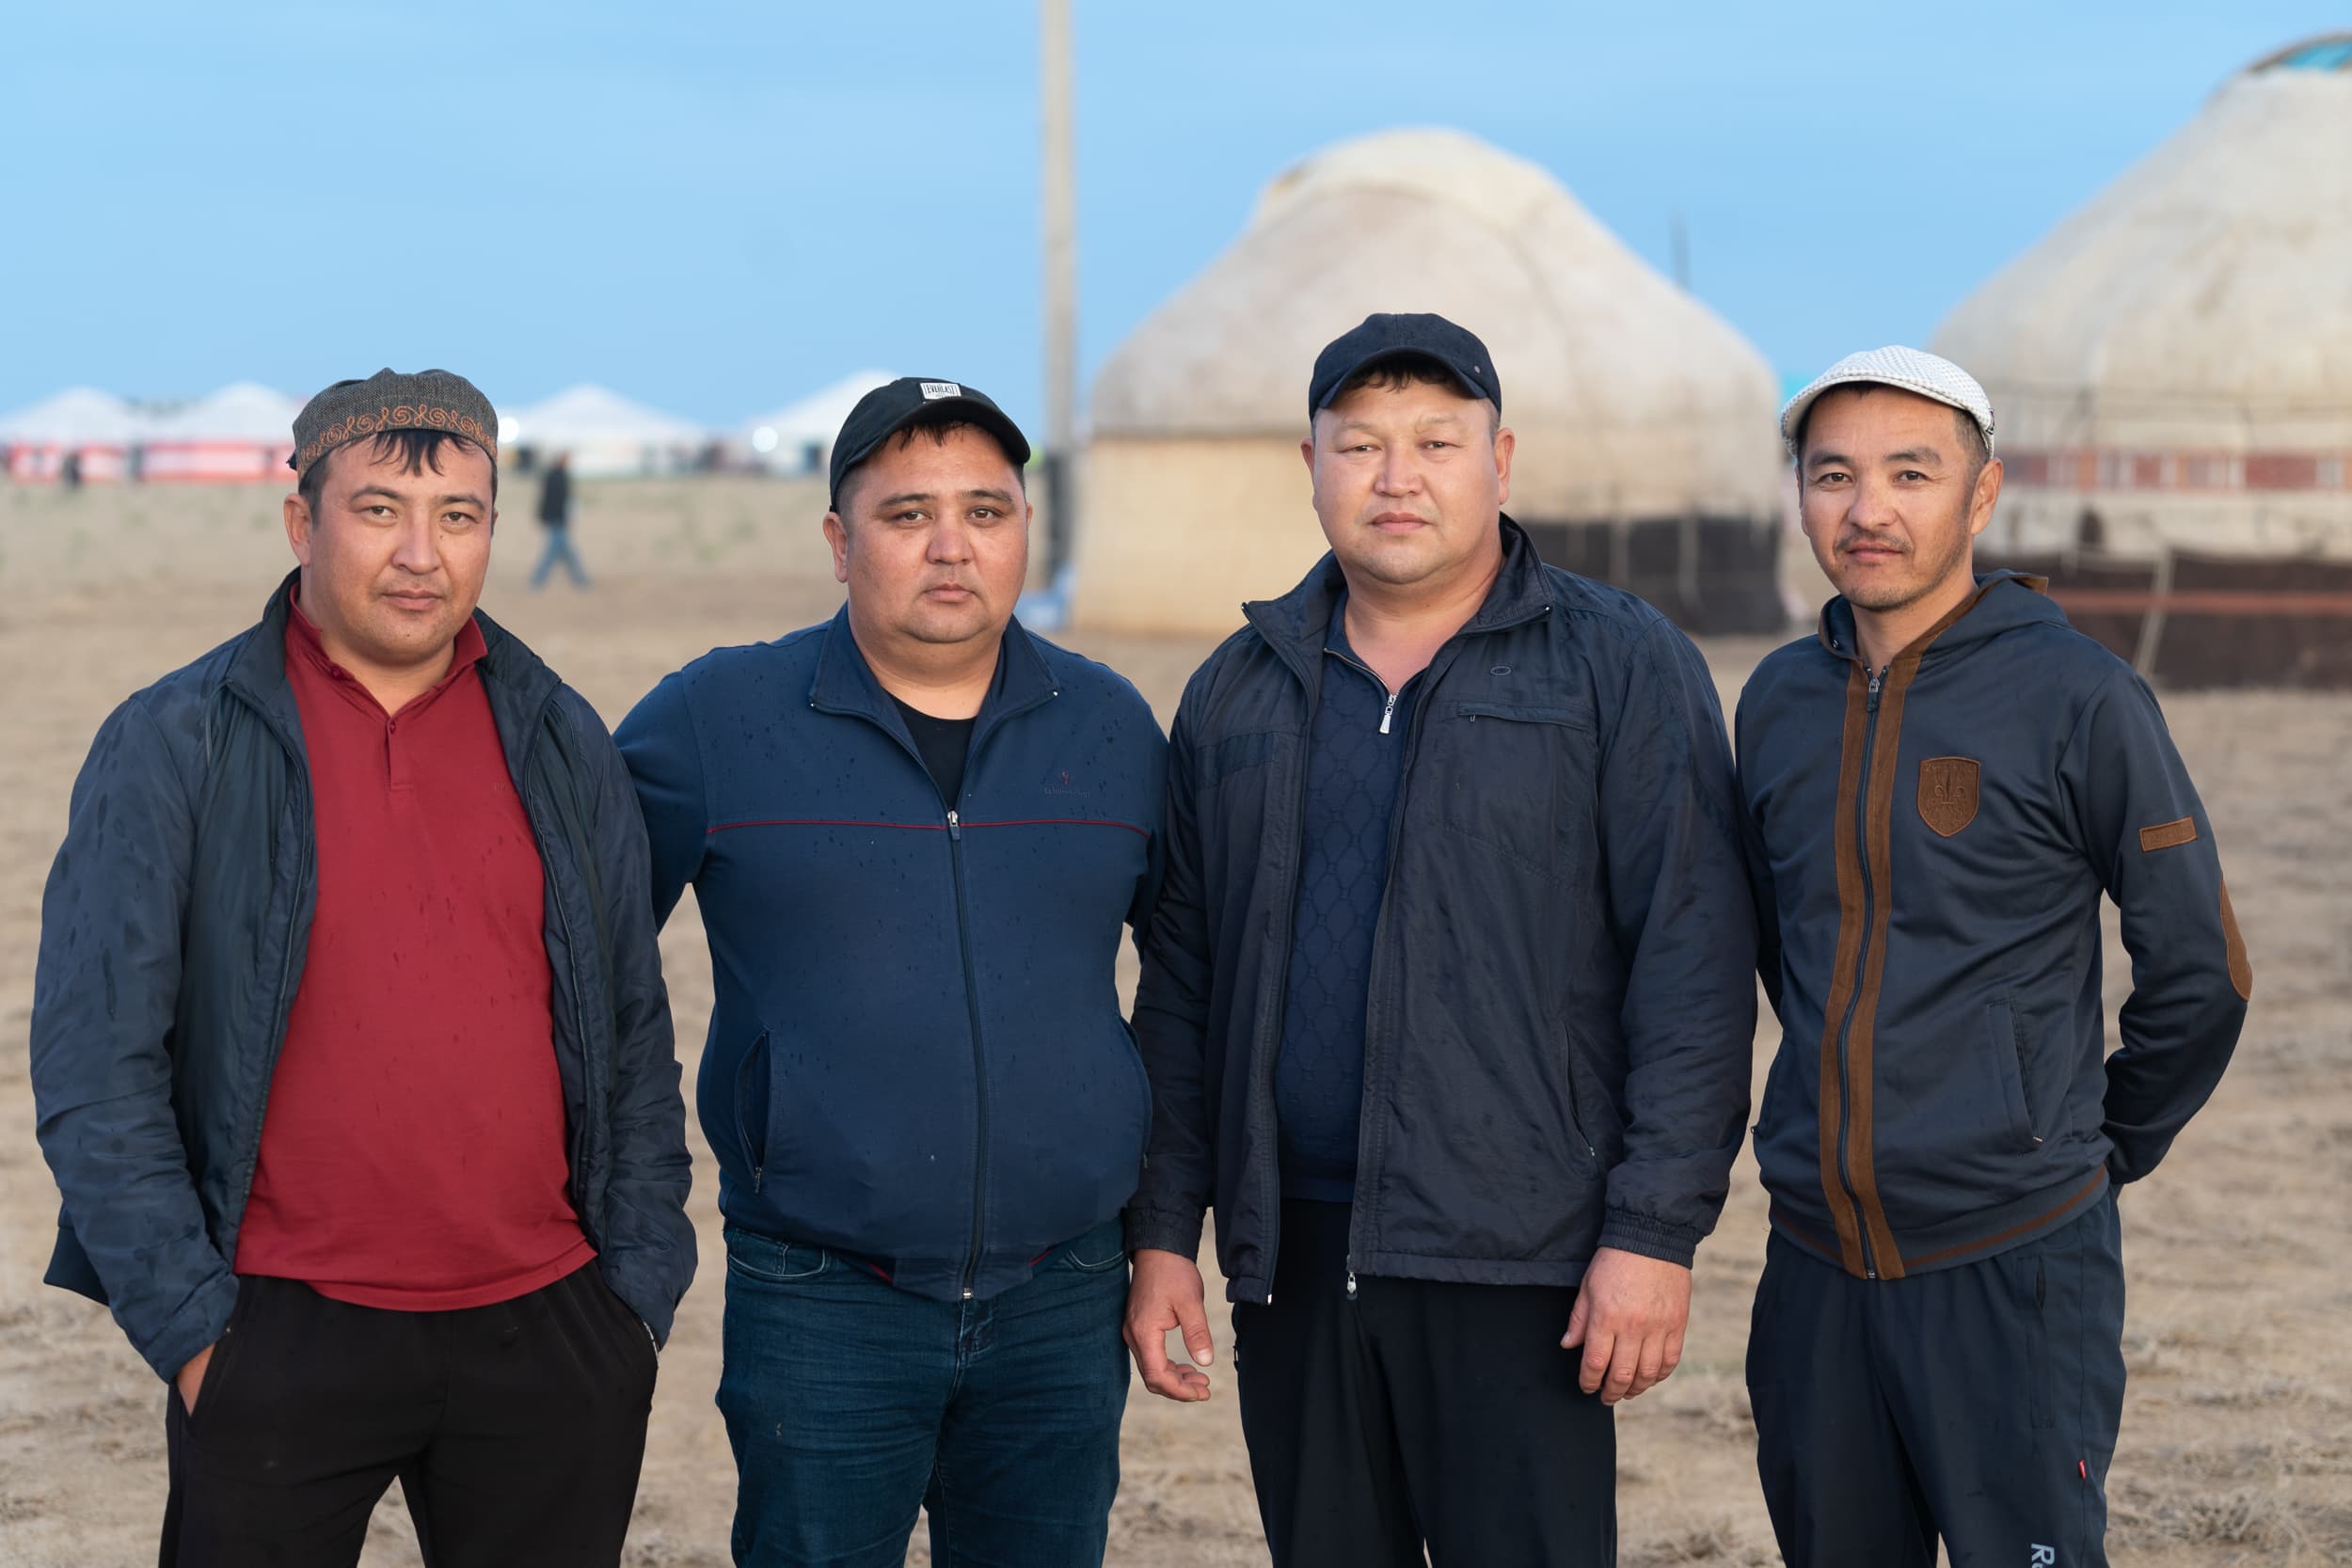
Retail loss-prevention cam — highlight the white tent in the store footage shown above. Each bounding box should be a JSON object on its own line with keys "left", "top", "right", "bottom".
{"left": 0, "top": 388, "right": 143, "bottom": 481}
{"left": 1933, "top": 35, "right": 2352, "bottom": 565}
{"left": 140, "top": 382, "right": 303, "bottom": 483}
{"left": 740, "top": 370, "right": 896, "bottom": 474}
{"left": 1079, "top": 127, "right": 1787, "bottom": 635}
{"left": 504, "top": 385, "right": 709, "bottom": 477}
{"left": 1931, "top": 34, "right": 2352, "bottom": 685}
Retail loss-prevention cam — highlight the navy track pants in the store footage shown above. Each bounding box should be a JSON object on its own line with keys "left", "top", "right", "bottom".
{"left": 1746, "top": 1191, "right": 2126, "bottom": 1567}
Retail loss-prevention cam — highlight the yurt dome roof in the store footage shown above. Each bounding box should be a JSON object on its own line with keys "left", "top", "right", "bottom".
{"left": 1932, "top": 38, "right": 2352, "bottom": 439}
{"left": 1089, "top": 127, "right": 1783, "bottom": 522}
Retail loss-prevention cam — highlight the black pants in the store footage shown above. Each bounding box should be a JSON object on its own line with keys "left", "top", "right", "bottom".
{"left": 161, "top": 1263, "right": 658, "bottom": 1568}
{"left": 1747, "top": 1192, "right": 2127, "bottom": 1567}
{"left": 1233, "top": 1199, "right": 1615, "bottom": 1567}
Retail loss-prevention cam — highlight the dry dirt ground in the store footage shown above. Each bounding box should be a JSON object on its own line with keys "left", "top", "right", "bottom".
{"left": 1, "top": 479, "right": 2346, "bottom": 1566}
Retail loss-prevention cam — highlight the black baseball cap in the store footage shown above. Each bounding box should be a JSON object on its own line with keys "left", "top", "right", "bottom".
{"left": 1308, "top": 312, "right": 1502, "bottom": 418}
{"left": 828, "top": 377, "right": 1031, "bottom": 508}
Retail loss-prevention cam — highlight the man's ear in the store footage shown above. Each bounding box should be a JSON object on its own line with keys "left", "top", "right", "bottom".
{"left": 1967, "top": 457, "right": 2005, "bottom": 539}
{"left": 822, "top": 511, "right": 850, "bottom": 586}
{"left": 284, "top": 488, "right": 314, "bottom": 567}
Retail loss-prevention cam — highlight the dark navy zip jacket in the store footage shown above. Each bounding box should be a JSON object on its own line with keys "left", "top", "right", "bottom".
{"left": 1128, "top": 520, "right": 1757, "bottom": 1303}
{"left": 1738, "top": 573, "right": 2252, "bottom": 1280}
{"left": 30, "top": 574, "right": 697, "bottom": 1381}
{"left": 616, "top": 608, "right": 1166, "bottom": 1302}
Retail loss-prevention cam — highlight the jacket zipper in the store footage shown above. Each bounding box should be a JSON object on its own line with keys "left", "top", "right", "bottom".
{"left": 517, "top": 694, "right": 607, "bottom": 1244}
{"left": 808, "top": 674, "right": 1052, "bottom": 1303}
{"left": 1831, "top": 665, "right": 1885, "bottom": 1278}
{"left": 947, "top": 805, "right": 992, "bottom": 1301}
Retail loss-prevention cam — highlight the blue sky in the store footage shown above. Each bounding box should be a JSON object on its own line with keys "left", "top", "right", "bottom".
{"left": 3, "top": 3, "right": 2342, "bottom": 431}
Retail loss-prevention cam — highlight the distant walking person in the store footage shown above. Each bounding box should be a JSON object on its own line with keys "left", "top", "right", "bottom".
{"left": 618, "top": 376, "right": 1166, "bottom": 1567}
{"left": 531, "top": 450, "right": 588, "bottom": 588}
{"left": 1739, "top": 346, "right": 2251, "bottom": 1566}
{"left": 1122, "top": 312, "right": 1757, "bottom": 1565}
{"left": 30, "top": 369, "right": 696, "bottom": 1568}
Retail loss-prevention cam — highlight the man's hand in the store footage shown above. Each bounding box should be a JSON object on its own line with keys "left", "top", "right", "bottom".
{"left": 1561, "top": 1247, "right": 1691, "bottom": 1404}
{"left": 1124, "top": 1247, "right": 1216, "bottom": 1402}
{"left": 175, "top": 1343, "right": 215, "bottom": 1414}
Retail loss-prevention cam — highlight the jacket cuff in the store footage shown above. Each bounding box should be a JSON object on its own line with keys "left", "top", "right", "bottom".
{"left": 1596, "top": 1209, "right": 1702, "bottom": 1269}
{"left": 1125, "top": 1204, "right": 1206, "bottom": 1260}
{"left": 139, "top": 1271, "right": 242, "bottom": 1383}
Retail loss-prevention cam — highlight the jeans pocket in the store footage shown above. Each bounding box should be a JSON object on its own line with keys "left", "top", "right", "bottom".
{"left": 724, "top": 1227, "right": 829, "bottom": 1284}
{"left": 1054, "top": 1219, "right": 1131, "bottom": 1274}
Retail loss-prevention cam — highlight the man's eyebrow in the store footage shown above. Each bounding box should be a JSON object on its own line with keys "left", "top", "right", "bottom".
{"left": 1804, "top": 450, "right": 1851, "bottom": 470}
{"left": 869, "top": 490, "right": 934, "bottom": 508}
{"left": 1883, "top": 448, "right": 1946, "bottom": 467}
{"left": 348, "top": 484, "right": 488, "bottom": 509}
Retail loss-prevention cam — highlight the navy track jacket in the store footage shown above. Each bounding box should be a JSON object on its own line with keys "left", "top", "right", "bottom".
{"left": 1738, "top": 573, "right": 2252, "bottom": 1280}
{"left": 617, "top": 609, "right": 1166, "bottom": 1303}
{"left": 31, "top": 575, "right": 697, "bottom": 1381}
{"left": 1128, "top": 521, "right": 1758, "bottom": 1303}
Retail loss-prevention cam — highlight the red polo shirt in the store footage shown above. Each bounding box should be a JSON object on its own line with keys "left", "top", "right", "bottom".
{"left": 232, "top": 594, "right": 594, "bottom": 1309}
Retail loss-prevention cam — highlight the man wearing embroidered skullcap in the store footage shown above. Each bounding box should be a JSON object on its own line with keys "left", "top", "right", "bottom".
{"left": 30, "top": 367, "right": 696, "bottom": 1566}
{"left": 1736, "top": 345, "right": 2251, "bottom": 1564}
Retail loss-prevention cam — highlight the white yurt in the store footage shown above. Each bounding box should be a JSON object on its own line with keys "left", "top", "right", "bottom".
{"left": 1932, "top": 33, "right": 2352, "bottom": 685}
{"left": 0, "top": 388, "right": 144, "bottom": 482}
{"left": 504, "top": 385, "right": 708, "bottom": 478}
{"left": 139, "top": 383, "right": 303, "bottom": 483}
{"left": 742, "top": 370, "right": 896, "bottom": 475}
{"left": 1078, "top": 127, "right": 1787, "bottom": 637}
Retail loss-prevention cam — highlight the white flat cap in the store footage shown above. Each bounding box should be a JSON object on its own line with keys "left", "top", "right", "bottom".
{"left": 1779, "top": 345, "right": 1995, "bottom": 461}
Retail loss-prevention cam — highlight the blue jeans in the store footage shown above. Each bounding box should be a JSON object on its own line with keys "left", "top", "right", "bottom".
{"left": 717, "top": 1219, "right": 1129, "bottom": 1568}
{"left": 530, "top": 527, "right": 588, "bottom": 588}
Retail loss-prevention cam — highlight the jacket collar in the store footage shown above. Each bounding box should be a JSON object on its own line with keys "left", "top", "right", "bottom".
{"left": 807, "top": 603, "right": 1060, "bottom": 755}
{"left": 1243, "top": 515, "right": 1554, "bottom": 672}
{"left": 1815, "top": 568, "right": 2058, "bottom": 670}
{"left": 230, "top": 569, "right": 564, "bottom": 772}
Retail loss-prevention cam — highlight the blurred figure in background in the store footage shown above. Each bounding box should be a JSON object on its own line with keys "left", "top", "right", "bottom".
{"left": 530, "top": 450, "right": 588, "bottom": 589}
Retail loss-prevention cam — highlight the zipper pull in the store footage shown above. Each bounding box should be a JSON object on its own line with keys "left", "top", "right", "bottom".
{"left": 1866, "top": 668, "right": 1885, "bottom": 713}
{"left": 946, "top": 809, "right": 961, "bottom": 841}
{"left": 753, "top": 1165, "right": 764, "bottom": 1194}
{"left": 1344, "top": 1271, "right": 1359, "bottom": 1299}
{"left": 1378, "top": 693, "right": 1397, "bottom": 736}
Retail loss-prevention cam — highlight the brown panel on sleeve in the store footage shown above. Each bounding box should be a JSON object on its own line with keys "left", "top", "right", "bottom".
{"left": 2138, "top": 816, "right": 2199, "bottom": 852}
{"left": 2220, "top": 879, "right": 2254, "bottom": 1001}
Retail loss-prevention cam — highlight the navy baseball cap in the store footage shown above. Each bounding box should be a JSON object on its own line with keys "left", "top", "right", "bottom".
{"left": 1308, "top": 313, "right": 1502, "bottom": 418}
{"left": 829, "top": 377, "right": 1031, "bottom": 508}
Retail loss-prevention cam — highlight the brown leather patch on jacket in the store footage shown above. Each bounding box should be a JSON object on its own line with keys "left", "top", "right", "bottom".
{"left": 1916, "top": 757, "right": 1979, "bottom": 837}
{"left": 2220, "top": 879, "right": 2253, "bottom": 1001}
{"left": 2140, "top": 816, "right": 2198, "bottom": 852}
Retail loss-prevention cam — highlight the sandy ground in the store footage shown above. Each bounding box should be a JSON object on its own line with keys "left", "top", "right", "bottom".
{"left": 2, "top": 478, "right": 2347, "bottom": 1566}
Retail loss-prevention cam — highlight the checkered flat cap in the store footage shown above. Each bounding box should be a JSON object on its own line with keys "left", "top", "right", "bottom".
{"left": 1779, "top": 345, "right": 1994, "bottom": 461}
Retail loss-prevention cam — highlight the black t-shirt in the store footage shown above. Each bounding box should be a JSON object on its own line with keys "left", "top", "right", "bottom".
{"left": 892, "top": 696, "right": 977, "bottom": 807}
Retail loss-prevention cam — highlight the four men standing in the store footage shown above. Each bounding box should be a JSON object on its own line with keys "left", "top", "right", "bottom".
{"left": 25, "top": 345, "right": 2249, "bottom": 1568}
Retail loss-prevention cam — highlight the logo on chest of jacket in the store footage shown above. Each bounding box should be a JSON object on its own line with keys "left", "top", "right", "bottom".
{"left": 1041, "top": 765, "right": 1089, "bottom": 798}
{"left": 1917, "top": 756, "right": 1980, "bottom": 837}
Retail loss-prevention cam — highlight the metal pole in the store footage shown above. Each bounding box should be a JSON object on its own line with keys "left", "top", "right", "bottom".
{"left": 1041, "top": 0, "right": 1077, "bottom": 583}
